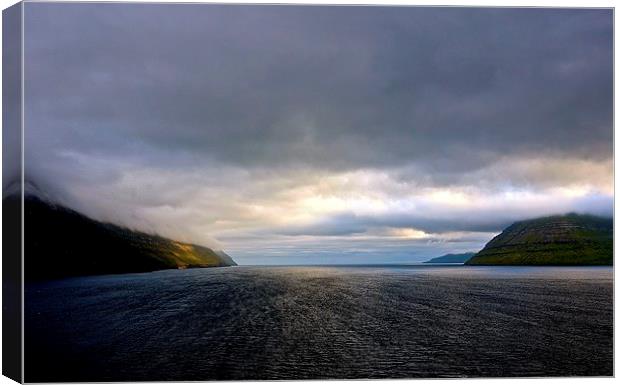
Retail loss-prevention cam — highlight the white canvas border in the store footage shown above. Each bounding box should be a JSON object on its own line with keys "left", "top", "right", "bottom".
{"left": 0, "top": 1, "right": 616, "bottom": 384}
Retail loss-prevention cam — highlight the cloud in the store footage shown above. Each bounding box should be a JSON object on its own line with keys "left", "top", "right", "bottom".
{"left": 19, "top": 4, "right": 613, "bottom": 262}
{"left": 25, "top": 5, "right": 612, "bottom": 170}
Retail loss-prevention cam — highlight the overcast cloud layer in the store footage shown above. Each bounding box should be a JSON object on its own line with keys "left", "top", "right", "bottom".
{"left": 22, "top": 4, "right": 613, "bottom": 264}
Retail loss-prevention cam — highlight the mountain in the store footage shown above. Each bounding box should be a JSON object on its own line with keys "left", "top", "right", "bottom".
{"left": 5, "top": 193, "right": 236, "bottom": 280}
{"left": 465, "top": 213, "right": 612, "bottom": 265}
{"left": 423, "top": 252, "right": 475, "bottom": 264}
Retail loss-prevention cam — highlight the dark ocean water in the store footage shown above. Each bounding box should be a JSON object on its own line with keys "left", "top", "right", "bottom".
{"left": 25, "top": 265, "right": 613, "bottom": 381}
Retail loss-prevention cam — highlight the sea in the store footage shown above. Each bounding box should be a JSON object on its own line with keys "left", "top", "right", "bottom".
{"left": 25, "top": 265, "right": 613, "bottom": 381}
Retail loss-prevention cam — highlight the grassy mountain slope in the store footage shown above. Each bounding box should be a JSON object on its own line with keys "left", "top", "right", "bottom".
{"left": 466, "top": 213, "right": 612, "bottom": 265}
{"left": 10, "top": 194, "right": 236, "bottom": 280}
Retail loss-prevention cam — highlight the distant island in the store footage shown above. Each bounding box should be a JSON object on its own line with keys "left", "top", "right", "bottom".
{"left": 423, "top": 252, "right": 475, "bottom": 264}
{"left": 7, "top": 193, "right": 236, "bottom": 280}
{"left": 466, "top": 213, "right": 612, "bottom": 265}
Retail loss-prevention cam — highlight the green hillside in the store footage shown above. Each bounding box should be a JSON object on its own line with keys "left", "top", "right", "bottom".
{"left": 466, "top": 213, "right": 612, "bottom": 265}
{"left": 11, "top": 194, "right": 236, "bottom": 280}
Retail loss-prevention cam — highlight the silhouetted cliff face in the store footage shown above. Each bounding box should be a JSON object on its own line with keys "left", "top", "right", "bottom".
{"left": 7, "top": 194, "right": 236, "bottom": 281}
{"left": 466, "top": 214, "right": 612, "bottom": 265}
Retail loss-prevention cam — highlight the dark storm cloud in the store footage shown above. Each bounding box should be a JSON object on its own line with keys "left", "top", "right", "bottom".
{"left": 19, "top": 3, "right": 613, "bottom": 260}
{"left": 25, "top": 4, "right": 613, "bottom": 177}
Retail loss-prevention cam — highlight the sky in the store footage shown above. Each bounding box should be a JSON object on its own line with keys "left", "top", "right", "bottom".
{"left": 21, "top": 4, "right": 613, "bottom": 264}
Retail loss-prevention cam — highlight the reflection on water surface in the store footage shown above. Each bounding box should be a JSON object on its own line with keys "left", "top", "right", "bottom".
{"left": 26, "top": 265, "right": 613, "bottom": 381}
